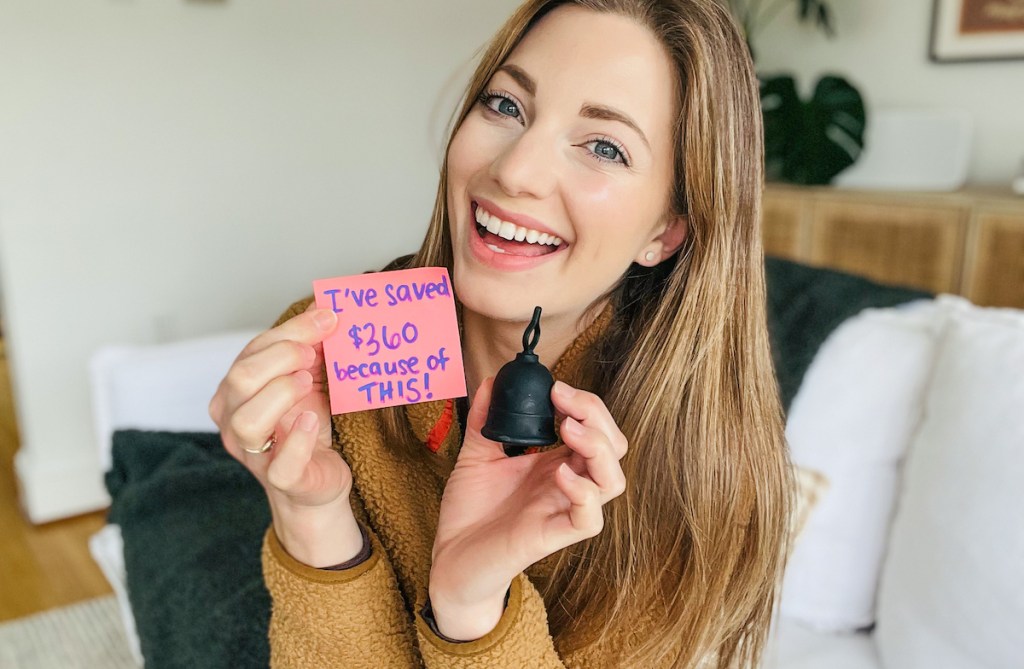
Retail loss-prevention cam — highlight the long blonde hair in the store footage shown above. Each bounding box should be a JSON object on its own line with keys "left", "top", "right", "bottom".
{"left": 381, "top": 1, "right": 793, "bottom": 666}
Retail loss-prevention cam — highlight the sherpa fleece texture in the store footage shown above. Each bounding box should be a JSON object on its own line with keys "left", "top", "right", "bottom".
{"left": 261, "top": 295, "right": 665, "bottom": 668}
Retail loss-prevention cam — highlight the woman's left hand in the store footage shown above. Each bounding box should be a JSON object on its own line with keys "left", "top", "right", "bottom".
{"left": 427, "top": 378, "right": 628, "bottom": 640}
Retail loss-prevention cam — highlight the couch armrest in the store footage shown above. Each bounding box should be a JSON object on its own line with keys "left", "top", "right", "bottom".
{"left": 88, "top": 329, "right": 260, "bottom": 471}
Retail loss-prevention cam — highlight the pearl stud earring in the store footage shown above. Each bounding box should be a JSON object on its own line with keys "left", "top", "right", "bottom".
{"left": 645, "top": 251, "right": 656, "bottom": 262}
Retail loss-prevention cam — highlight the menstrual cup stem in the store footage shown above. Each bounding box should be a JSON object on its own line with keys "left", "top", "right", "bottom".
{"left": 522, "top": 306, "right": 542, "bottom": 354}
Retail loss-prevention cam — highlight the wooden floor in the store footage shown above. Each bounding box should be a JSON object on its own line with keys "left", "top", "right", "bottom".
{"left": 0, "top": 338, "right": 112, "bottom": 622}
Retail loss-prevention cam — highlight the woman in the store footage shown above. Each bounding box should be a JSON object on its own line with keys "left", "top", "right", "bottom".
{"left": 209, "top": 1, "right": 793, "bottom": 667}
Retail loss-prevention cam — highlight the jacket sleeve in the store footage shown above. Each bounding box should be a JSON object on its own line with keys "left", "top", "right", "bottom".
{"left": 262, "top": 520, "right": 421, "bottom": 669}
{"left": 413, "top": 573, "right": 568, "bottom": 668}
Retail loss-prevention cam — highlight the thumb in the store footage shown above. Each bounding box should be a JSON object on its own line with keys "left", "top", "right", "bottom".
{"left": 465, "top": 377, "right": 494, "bottom": 430}
{"left": 461, "top": 377, "right": 505, "bottom": 460}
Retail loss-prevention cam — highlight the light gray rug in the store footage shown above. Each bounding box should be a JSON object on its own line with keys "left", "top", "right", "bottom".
{"left": 0, "top": 595, "right": 138, "bottom": 669}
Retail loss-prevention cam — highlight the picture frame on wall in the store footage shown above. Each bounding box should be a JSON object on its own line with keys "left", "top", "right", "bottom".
{"left": 931, "top": 0, "right": 1024, "bottom": 62}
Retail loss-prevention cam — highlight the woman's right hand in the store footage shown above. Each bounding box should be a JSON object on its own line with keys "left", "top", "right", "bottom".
{"left": 209, "top": 303, "right": 352, "bottom": 515}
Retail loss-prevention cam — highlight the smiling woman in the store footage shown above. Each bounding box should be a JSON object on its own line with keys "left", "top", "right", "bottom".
{"left": 208, "top": 1, "right": 792, "bottom": 668}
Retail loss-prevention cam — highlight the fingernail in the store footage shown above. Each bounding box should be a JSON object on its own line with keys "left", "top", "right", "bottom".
{"left": 553, "top": 380, "right": 575, "bottom": 397}
{"left": 314, "top": 309, "right": 337, "bottom": 330}
{"left": 563, "top": 416, "right": 583, "bottom": 434}
{"left": 297, "top": 411, "right": 318, "bottom": 432}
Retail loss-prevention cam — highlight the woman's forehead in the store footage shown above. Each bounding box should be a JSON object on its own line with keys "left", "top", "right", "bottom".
{"left": 497, "top": 6, "right": 677, "bottom": 143}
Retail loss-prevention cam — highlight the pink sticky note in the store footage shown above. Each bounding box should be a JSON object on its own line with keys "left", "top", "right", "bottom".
{"left": 313, "top": 267, "right": 467, "bottom": 415}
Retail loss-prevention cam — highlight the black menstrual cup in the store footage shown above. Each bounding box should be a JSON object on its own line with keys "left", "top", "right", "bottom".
{"left": 482, "top": 306, "right": 557, "bottom": 450}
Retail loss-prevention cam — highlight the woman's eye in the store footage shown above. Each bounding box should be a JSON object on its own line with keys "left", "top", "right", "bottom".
{"left": 586, "top": 140, "right": 628, "bottom": 166}
{"left": 479, "top": 93, "right": 521, "bottom": 120}
{"left": 495, "top": 97, "right": 520, "bottom": 117}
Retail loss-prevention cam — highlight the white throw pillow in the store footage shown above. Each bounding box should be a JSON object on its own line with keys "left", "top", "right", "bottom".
{"left": 89, "top": 329, "right": 260, "bottom": 471}
{"left": 875, "top": 298, "right": 1024, "bottom": 669}
{"left": 780, "top": 301, "right": 940, "bottom": 632}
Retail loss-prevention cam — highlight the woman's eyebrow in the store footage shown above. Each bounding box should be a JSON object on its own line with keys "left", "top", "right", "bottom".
{"left": 579, "top": 104, "right": 651, "bottom": 152}
{"left": 498, "top": 64, "right": 536, "bottom": 96}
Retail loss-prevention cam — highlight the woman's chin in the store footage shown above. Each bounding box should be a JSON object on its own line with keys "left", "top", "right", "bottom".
{"left": 464, "top": 296, "right": 542, "bottom": 325}
{"left": 453, "top": 280, "right": 548, "bottom": 325}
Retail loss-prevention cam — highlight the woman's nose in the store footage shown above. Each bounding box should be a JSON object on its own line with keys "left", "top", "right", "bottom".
{"left": 488, "top": 127, "right": 558, "bottom": 199}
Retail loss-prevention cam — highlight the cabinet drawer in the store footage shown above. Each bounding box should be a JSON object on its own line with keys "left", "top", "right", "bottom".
{"left": 808, "top": 200, "right": 968, "bottom": 294}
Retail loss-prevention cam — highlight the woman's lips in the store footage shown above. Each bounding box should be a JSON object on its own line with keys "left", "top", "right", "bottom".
{"left": 473, "top": 197, "right": 565, "bottom": 243}
{"left": 467, "top": 201, "right": 567, "bottom": 270}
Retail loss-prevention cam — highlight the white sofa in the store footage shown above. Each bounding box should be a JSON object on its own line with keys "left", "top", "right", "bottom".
{"left": 762, "top": 295, "right": 1024, "bottom": 669}
{"left": 88, "top": 295, "right": 1024, "bottom": 668}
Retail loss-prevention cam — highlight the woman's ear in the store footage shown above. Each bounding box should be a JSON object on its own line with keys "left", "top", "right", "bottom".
{"left": 637, "top": 215, "right": 688, "bottom": 266}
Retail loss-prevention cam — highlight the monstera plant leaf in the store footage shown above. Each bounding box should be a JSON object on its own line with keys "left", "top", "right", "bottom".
{"left": 761, "top": 74, "right": 866, "bottom": 185}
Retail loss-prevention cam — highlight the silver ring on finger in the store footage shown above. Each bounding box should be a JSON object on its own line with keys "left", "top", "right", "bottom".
{"left": 243, "top": 433, "right": 276, "bottom": 455}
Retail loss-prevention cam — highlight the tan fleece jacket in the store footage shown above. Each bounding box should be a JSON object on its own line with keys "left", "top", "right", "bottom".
{"left": 261, "top": 294, "right": 668, "bottom": 668}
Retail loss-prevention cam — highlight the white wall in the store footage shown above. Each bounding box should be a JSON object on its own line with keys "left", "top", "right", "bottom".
{"left": 754, "top": 0, "right": 1024, "bottom": 186}
{"left": 0, "top": 0, "right": 521, "bottom": 522}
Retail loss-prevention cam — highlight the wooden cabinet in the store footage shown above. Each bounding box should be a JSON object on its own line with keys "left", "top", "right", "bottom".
{"left": 963, "top": 210, "right": 1024, "bottom": 308}
{"left": 762, "top": 185, "right": 1024, "bottom": 308}
{"left": 761, "top": 192, "right": 807, "bottom": 259}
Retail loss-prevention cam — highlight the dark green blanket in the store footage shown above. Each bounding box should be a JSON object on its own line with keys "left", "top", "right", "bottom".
{"left": 106, "top": 431, "right": 271, "bottom": 669}
{"left": 764, "top": 257, "right": 930, "bottom": 410}
{"left": 105, "top": 259, "right": 929, "bottom": 668}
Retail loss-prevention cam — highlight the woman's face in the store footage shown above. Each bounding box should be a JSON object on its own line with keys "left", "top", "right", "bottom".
{"left": 446, "top": 5, "right": 685, "bottom": 325}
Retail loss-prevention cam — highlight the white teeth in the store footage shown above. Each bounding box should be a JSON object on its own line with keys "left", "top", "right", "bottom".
{"left": 473, "top": 202, "right": 565, "bottom": 248}
{"left": 485, "top": 243, "right": 506, "bottom": 254}
{"left": 475, "top": 206, "right": 501, "bottom": 234}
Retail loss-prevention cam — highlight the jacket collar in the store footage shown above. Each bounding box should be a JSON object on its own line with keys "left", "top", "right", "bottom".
{"left": 404, "top": 302, "right": 615, "bottom": 472}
